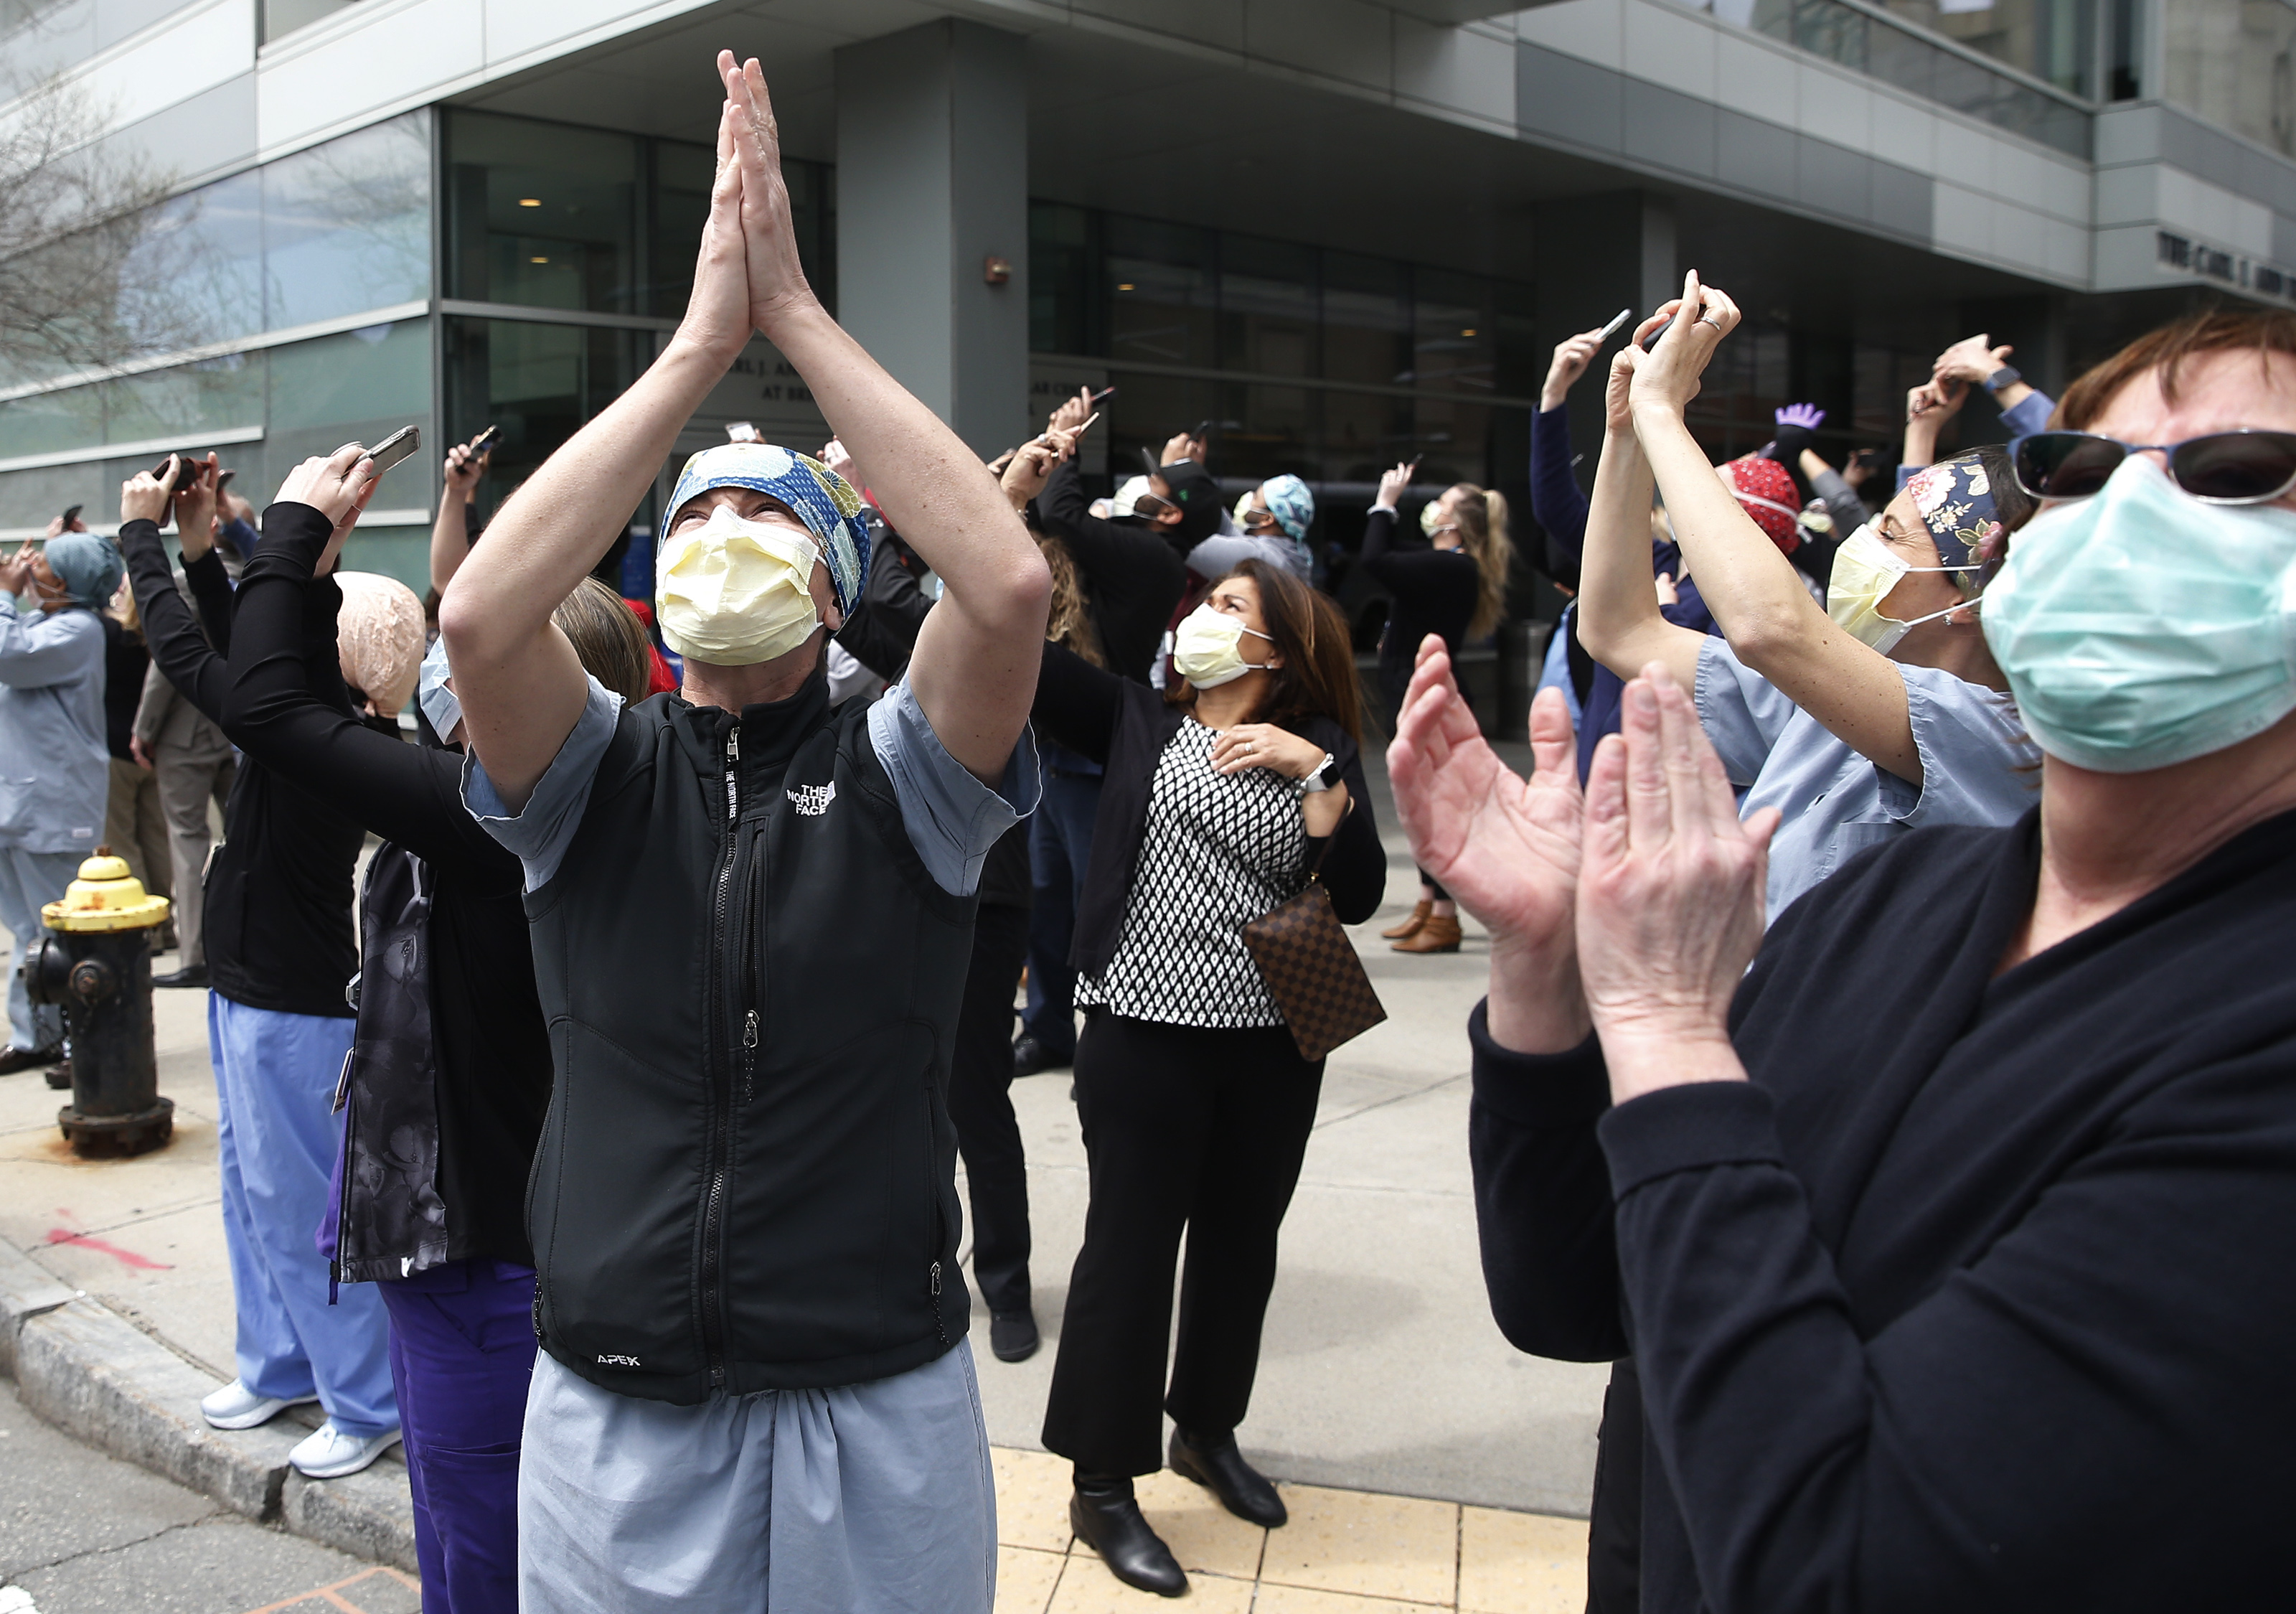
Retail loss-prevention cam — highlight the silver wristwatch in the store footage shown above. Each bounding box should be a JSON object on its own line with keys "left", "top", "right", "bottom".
{"left": 1299, "top": 751, "right": 1339, "bottom": 793}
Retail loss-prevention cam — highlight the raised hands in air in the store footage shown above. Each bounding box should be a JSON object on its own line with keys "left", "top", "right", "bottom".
{"left": 1388, "top": 634, "right": 1776, "bottom": 1103}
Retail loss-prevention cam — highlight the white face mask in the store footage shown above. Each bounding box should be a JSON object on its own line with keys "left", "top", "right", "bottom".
{"left": 1825, "top": 522, "right": 1980, "bottom": 654}
{"left": 1172, "top": 602, "right": 1275, "bottom": 689}
{"left": 656, "top": 504, "right": 823, "bottom": 667}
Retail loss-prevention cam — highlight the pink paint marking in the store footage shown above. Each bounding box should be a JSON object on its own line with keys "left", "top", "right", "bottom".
{"left": 45, "top": 1228, "right": 171, "bottom": 1270}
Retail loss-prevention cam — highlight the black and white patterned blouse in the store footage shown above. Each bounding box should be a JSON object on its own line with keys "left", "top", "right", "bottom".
{"left": 1076, "top": 718, "right": 1308, "bottom": 1028}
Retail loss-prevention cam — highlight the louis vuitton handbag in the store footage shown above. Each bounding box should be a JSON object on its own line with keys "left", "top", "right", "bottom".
{"left": 1243, "top": 838, "right": 1387, "bottom": 1062}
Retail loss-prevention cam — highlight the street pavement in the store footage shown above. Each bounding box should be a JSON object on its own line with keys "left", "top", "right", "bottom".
{"left": 0, "top": 1376, "right": 417, "bottom": 1614}
{"left": 0, "top": 738, "right": 1607, "bottom": 1607}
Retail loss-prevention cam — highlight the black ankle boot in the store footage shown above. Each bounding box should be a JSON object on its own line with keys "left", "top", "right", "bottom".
{"left": 1169, "top": 1426, "right": 1288, "bottom": 1527}
{"left": 1070, "top": 1473, "right": 1187, "bottom": 1597}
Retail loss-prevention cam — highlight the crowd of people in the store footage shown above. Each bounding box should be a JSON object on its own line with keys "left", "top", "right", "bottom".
{"left": 5, "top": 43, "right": 2296, "bottom": 1614}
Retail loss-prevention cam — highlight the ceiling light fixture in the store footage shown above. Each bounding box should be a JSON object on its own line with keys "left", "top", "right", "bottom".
{"left": 1460, "top": 328, "right": 1477, "bottom": 337}
{"left": 531, "top": 255, "right": 549, "bottom": 263}
{"left": 519, "top": 197, "right": 542, "bottom": 207}
{"left": 1116, "top": 283, "right": 1135, "bottom": 291}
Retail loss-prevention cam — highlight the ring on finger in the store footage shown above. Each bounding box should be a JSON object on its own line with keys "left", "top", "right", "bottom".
{"left": 1697, "top": 315, "right": 1726, "bottom": 332}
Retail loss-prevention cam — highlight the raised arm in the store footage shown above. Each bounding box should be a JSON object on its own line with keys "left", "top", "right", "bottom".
{"left": 719, "top": 55, "right": 1045, "bottom": 781}
{"left": 428, "top": 436, "right": 488, "bottom": 594}
{"left": 1576, "top": 324, "right": 1705, "bottom": 690}
{"left": 1625, "top": 276, "right": 1923, "bottom": 782}
{"left": 222, "top": 499, "right": 492, "bottom": 871}
{"left": 439, "top": 96, "right": 761, "bottom": 810}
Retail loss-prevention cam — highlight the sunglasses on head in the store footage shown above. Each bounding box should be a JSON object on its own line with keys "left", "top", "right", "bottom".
{"left": 2010, "top": 429, "right": 2296, "bottom": 505}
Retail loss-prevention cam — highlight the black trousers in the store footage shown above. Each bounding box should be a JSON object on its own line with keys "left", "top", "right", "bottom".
{"left": 1586, "top": 1357, "right": 1643, "bottom": 1614}
{"left": 947, "top": 901, "right": 1033, "bottom": 1315}
{"left": 1041, "top": 1010, "right": 1324, "bottom": 1476}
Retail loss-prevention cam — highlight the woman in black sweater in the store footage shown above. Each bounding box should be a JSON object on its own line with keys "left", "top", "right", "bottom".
{"left": 1032, "top": 558, "right": 1385, "bottom": 1597}
{"left": 1363, "top": 461, "right": 1514, "bottom": 956}
{"left": 141, "top": 450, "right": 649, "bottom": 1614}
{"left": 1391, "top": 301, "right": 2296, "bottom": 1610}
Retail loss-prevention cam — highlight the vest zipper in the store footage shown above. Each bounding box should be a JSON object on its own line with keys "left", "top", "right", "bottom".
{"left": 700, "top": 723, "right": 740, "bottom": 1391}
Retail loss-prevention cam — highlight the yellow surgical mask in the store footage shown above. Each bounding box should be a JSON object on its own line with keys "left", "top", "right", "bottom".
{"left": 656, "top": 505, "right": 823, "bottom": 667}
{"left": 1825, "top": 523, "right": 1977, "bottom": 654}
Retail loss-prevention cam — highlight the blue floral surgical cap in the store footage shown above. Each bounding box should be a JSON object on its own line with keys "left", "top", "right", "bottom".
{"left": 662, "top": 443, "right": 871, "bottom": 616}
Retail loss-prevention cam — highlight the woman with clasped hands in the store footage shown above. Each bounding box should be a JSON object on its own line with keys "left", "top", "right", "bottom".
{"left": 1390, "top": 306, "right": 2296, "bottom": 1610}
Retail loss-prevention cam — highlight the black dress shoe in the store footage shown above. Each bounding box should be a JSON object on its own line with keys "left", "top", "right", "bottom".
{"left": 152, "top": 965, "right": 208, "bottom": 988}
{"left": 0, "top": 1044, "right": 63, "bottom": 1076}
{"left": 1012, "top": 1034, "right": 1071, "bottom": 1078}
{"left": 1170, "top": 1426, "right": 1288, "bottom": 1527}
{"left": 989, "top": 1310, "right": 1040, "bottom": 1363}
{"left": 1071, "top": 1479, "right": 1187, "bottom": 1597}
{"left": 44, "top": 1056, "right": 71, "bottom": 1091}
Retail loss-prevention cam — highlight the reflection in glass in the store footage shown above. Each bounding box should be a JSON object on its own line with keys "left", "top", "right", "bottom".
{"left": 1218, "top": 235, "right": 1317, "bottom": 377}
{"left": 647, "top": 141, "right": 832, "bottom": 318}
{"left": 448, "top": 111, "right": 639, "bottom": 314}
{"left": 0, "top": 385, "right": 106, "bottom": 459}
{"left": 118, "top": 172, "right": 266, "bottom": 352}
{"left": 1319, "top": 253, "right": 1411, "bottom": 388}
{"left": 443, "top": 316, "right": 644, "bottom": 523}
{"left": 1031, "top": 202, "right": 1102, "bottom": 357}
{"left": 269, "top": 322, "right": 430, "bottom": 449}
{"left": 1106, "top": 217, "right": 1215, "bottom": 368}
{"left": 1411, "top": 270, "right": 1497, "bottom": 395}
{"left": 263, "top": 113, "right": 431, "bottom": 329}
{"left": 108, "top": 353, "right": 265, "bottom": 445}
{"left": 2163, "top": 0, "right": 2296, "bottom": 157}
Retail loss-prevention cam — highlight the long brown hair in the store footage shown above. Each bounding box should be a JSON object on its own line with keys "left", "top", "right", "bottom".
{"left": 1447, "top": 484, "right": 1515, "bottom": 639}
{"left": 1170, "top": 559, "right": 1363, "bottom": 743}
{"left": 1032, "top": 522, "right": 1105, "bottom": 668}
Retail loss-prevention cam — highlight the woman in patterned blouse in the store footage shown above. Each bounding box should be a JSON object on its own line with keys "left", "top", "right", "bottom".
{"left": 1027, "top": 558, "right": 1388, "bottom": 1597}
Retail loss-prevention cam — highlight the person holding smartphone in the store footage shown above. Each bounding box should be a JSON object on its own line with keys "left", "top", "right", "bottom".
{"left": 430, "top": 429, "right": 495, "bottom": 596}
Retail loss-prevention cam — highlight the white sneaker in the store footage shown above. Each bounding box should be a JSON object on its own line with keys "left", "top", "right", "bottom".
{"left": 199, "top": 1380, "right": 317, "bottom": 1430}
{"left": 289, "top": 1420, "right": 402, "bottom": 1480}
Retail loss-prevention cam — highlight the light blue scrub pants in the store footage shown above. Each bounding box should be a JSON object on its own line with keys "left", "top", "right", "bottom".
{"left": 0, "top": 846, "right": 81, "bottom": 1051}
{"left": 209, "top": 993, "right": 397, "bottom": 1438}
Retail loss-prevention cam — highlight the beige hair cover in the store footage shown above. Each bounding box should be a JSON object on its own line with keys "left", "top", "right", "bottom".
{"left": 334, "top": 571, "right": 427, "bottom": 716}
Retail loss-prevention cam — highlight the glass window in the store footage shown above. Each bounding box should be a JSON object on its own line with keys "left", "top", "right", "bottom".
{"left": 1106, "top": 217, "right": 1215, "bottom": 369}
{"left": 1030, "top": 202, "right": 1101, "bottom": 356}
{"left": 443, "top": 316, "right": 645, "bottom": 522}
{"left": 1870, "top": 0, "right": 2094, "bottom": 98}
{"left": 1218, "top": 235, "right": 1317, "bottom": 377}
{"left": 2163, "top": 0, "right": 2296, "bottom": 157}
{"left": 0, "top": 385, "right": 105, "bottom": 460}
{"left": 1412, "top": 269, "right": 1497, "bottom": 395}
{"left": 263, "top": 112, "right": 431, "bottom": 329}
{"left": 121, "top": 171, "right": 268, "bottom": 351}
{"left": 646, "top": 141, "right": 833, "bottom": 319}
{"left": 1320, "top": 252, "right": 1411, "bottom": 389}
{"left": 262, "top": 0, "right": 362, "bottom": 43}
{"left": 267, "top": 320, "right": 430, "bottom": 484}
{"left": 447, "top": 111, "right": 639, "bottom": 314}
{"left": 107, "top": 352, "right": 265, "bottom": 445}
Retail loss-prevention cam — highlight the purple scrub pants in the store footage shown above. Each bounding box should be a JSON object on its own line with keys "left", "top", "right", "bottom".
{"left": 378, "top": 1258, "right": 537, "bottom": 1614}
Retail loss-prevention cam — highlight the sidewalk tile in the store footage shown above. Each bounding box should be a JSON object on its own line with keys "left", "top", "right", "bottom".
{"left": 1134, "top": 1468, "right": 1268, "bottom": 1579}
{"left": 1254, "top": 1585, "right": 1452, "bottom": 1612}
{"left": 994, "top": 1447, "right": 1078, "bottom": 1554}
{"left": 1459, "top": 1506, "right": 1586, "bottom": 1613}
{"left": 1048, "top": 1555, "right": 1255, "bottom": 1612}
{"left": 1258, "top": 1485, "right": 1459, "bottom": 1605}
{"left": 997, "top": 1544, "right": 1068, "bottom": 1614}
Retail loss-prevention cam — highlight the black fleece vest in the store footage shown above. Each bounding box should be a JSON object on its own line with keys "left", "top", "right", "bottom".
{"left": 522, "top": 672, "right": 978, "bottom": 1404}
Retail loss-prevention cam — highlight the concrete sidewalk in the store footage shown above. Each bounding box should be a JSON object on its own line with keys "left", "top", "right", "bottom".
{"left": 1, "top": 741, "right": 1604, "bottom": 1609}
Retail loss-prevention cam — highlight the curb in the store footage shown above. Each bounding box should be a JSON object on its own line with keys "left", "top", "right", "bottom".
{"left": 0, "top": 1237, "right": 416, "bottom": 1574}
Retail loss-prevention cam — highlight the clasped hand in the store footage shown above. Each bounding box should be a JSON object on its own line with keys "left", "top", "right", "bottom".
{"left": 674, "top": 52, "right": 821, "bottom": 363}
{"left": 1386, "top": 637, "right": 1777, "bottom": 1104}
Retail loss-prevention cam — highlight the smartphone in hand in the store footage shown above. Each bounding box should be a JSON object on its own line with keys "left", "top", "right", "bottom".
{"left": 361, "top": 426, "right": 422, "bottom": 477}
{"left": 469, "top": 424, "right": 502, "bottom": 456}
{"left": 149, "top": 454, "right": 199, "bottom": 494}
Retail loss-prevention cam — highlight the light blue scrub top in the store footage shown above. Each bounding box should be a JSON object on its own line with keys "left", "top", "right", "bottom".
{"left": 1695, "top": 636, "right": 2040, "bottom": 922}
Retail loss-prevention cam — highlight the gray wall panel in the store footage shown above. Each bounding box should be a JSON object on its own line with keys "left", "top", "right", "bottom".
{"left": 1516, "top": 41, "right": 1623, "bottom": 154}
{"left": 1622, "top": 78, "right": 1716, "bottom": 177}
{"left": 1870, "top": 159, "right": 1932, "bottom": 240}
{"left": 1797, "top": 134, "right": 1869, "bottom": 221}
{"left": 92, "top": 70, "right": 258, "bottom": 189}
{"left": 1716, "top": 108, "right": 1797, "bottom": 197}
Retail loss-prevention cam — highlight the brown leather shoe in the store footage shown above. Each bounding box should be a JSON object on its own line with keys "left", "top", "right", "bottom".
{"left": 1380, "top": 899, "right": 1432, "bottom": 940}
{"left": 1391, "top": 914, "right": 1462, "bottom": 954}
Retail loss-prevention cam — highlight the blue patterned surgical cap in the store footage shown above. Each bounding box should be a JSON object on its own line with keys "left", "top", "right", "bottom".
{"left": 662, "top": 442, "right": 871, "bottom": 616}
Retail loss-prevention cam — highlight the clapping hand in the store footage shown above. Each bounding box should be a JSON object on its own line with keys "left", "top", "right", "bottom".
{"left": 1388, "top": 636, "right": 1591, "bottom": 1053}
{"left": 1933, "top": 334, "right": 2011, "bottom": 388}
{"left": 0, "top": 541, "right": 34, "bottom": 597}
{"left": 1575, "top": 665, "right": 1776, "bottom": 1104}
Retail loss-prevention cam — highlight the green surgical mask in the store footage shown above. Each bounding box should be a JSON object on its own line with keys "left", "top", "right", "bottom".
{"left": 1982, "top": 455, "right": 2296, "bottom": 772}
